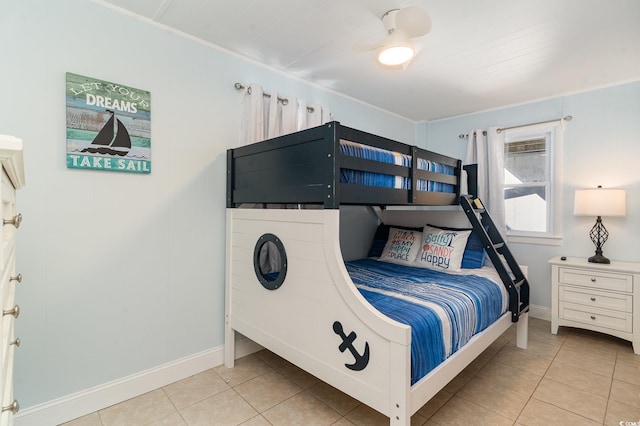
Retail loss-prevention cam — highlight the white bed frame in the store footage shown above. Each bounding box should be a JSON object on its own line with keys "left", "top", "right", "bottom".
{"left": 225, "top": 207, "right": 528, "bottom": 425}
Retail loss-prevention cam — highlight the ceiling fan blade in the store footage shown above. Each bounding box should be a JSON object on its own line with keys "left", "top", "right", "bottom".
{"left": 352, "top": 32, "right": 390, "bottom": 52}
{"left": 353, "top": 42, "right": 384, "bottom": 52}
{"left": 395, "top": 5, "right": 432, "bottom": 38}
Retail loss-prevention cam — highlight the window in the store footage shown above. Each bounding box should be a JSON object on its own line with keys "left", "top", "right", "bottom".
{"left": 503, "top": 123, "right": 562, "bottom": 243}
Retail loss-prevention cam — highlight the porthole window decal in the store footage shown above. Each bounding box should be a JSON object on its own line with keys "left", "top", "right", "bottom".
{"left": 253, "top": 233, "right": 287, "bottom": 290}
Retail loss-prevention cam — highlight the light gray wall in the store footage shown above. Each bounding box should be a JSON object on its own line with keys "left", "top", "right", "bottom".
{"left": 422, "top": 81, "right": 640, "bottom": 310}
{"left": 1, "top": 0, "right": 415, "bottom": 409}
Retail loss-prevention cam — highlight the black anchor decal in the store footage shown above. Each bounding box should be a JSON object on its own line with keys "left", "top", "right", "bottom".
{"left": 332, "top": 321, "right": 370, "bottom": 371}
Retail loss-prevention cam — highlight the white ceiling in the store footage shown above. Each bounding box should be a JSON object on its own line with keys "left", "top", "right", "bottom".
{"left": 99, "top": 0, "right": 640, "bottom": 121}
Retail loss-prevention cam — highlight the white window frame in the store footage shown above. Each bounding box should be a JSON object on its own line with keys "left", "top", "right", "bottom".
{"left": 503, "top": 122, "right": 563, "bottom": 246}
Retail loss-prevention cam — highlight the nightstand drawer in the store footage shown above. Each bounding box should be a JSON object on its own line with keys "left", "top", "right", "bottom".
{"left": 559, "top": 285, "right": 632, "bottom": 313}
{"left": 560, "top": 302, "right": 632, "bottom": 333}
{"left": 558, "top": 267, "right": 632, "bottom": 292}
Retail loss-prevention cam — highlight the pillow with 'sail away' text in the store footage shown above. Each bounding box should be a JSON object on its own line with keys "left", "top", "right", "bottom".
{"left": 378, "top": 227, "right": 422, "bottom": 266}
{"left": 414, "top": 225, "right": 471, "bottom": 272}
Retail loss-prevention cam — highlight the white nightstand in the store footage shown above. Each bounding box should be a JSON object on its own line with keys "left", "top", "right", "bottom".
{"left": 550, "top": 256, "right": 639, "bottom": 354}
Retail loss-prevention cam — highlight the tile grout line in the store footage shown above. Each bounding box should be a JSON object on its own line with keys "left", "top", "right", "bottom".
{"left": 158, "top": 386, "right": 188, "bottom": 426}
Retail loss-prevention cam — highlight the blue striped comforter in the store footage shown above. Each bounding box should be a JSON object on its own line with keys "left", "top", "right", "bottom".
{"left": 345, "top": 258, "right": 507, "bottom": 384}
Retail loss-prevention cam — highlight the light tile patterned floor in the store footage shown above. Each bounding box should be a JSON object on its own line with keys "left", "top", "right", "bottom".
{"left": 63, "top": 318, "right": 640, "bottom": 426}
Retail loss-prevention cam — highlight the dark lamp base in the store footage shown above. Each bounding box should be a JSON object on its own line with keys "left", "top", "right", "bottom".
{"left": 588, "top": 254, "right": 610, "bottom": 264}
{"left": 587, "top": 216, "right": 611, "bottom": 264}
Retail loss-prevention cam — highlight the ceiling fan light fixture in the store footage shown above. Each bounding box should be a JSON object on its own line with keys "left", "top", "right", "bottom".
{"left": 378, "top": 42, "right": 415, "bottom": 66}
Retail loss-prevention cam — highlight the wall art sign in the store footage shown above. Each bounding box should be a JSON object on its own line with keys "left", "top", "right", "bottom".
{"left": 66, "top": 72, "right": 151, "bottom": 173}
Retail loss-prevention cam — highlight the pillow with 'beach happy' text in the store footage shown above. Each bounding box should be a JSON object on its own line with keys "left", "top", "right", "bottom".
{"left": 414, "top": 225, "right": 471, "bottom": 272}
{"left": 378, "top": 227, "right": 422, "bottom": 266}
{"left": 426, "top": 224, "right": 486, "bottom": 269}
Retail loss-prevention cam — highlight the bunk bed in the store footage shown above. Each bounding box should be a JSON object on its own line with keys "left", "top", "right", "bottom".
{"left": 225, "top": 121, "right": 528, "bottom": 425}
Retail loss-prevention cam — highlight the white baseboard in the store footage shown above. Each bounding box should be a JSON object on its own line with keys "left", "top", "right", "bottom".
{"left": 528, "top": 304, "right": 551, "bottom": 321}
{"left": 15, "top": 338, "right": 262, "bottom": 426}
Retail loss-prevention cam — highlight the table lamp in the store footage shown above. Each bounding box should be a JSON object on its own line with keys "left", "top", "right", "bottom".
{"left": 574, "top": 186, "right": 626, "bottom": 264}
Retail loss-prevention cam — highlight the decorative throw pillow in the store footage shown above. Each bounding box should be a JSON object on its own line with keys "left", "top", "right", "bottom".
{"left": 427, "top": 224, "right": 486, "bottom": 269}
{"left": 367, "top": 224, "right": 423, "bottom": 258}
{"left": 378, "top": 227, "right": 423, "bottom": 266}
{"left": 414, "top": 225, "right": 471, "bottom": 272}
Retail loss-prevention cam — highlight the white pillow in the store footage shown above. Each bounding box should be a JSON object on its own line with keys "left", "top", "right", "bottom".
{"left": 378, "top": 227, "right": 423, "bottom": 266}
{"left": 414, "top": 225, "right": 471, "bottom": 272}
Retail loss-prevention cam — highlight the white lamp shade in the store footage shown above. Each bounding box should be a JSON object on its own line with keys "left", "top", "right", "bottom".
{"left": 574, "top": 188, "right": 626, "bottom": 217}
{"left": 378, "top": 42, "right": 415, "bottom": 66}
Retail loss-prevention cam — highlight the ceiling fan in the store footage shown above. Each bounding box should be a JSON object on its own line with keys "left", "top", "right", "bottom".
{"left": 356, "top": 5, "right": 432, "bottom": 67}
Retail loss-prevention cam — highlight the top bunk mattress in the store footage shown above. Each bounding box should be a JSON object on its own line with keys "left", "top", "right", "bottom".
{"left": 340, "top": 140, "right": 455, "bottom": 193}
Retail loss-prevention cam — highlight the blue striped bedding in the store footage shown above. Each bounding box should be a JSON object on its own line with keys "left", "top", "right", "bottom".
{"left": 345, "top": 258, "right": 507, "bottom": 384}
{"left": 339, "top": 140, "right": 455, "bottom": 193}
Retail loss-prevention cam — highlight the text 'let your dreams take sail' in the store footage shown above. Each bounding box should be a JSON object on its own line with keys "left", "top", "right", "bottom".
{"left": 65, "top": 72, "right": 151, "bottom": 174}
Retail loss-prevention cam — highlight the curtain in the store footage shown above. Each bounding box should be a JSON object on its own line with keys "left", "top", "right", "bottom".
{"left": 465, "top": 127, "right": 506, "bottom": 235}
{"left": 239, "top": 83, "right": 332, "bottom": 270}
{"left": 306, "top": 103, "right": 323, "bottom": 129}
{"left": 281, "top": 95, "right": 298, "bottom": 136}
{"left": 239, "top": 83, "right": 265, "bottom": 146}
{"left": 266, "top": 89, "right": 281, "bottom": 138}
{"left": 239, "top": 83, "right": 332, "bottom": 146}
{"left": 297, "top": 99, "right": 308, "bottom": 131}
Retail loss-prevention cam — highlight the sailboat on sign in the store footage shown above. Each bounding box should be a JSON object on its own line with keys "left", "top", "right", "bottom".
{"left": 82, "top": 110, "right": 131, "bottom": 156}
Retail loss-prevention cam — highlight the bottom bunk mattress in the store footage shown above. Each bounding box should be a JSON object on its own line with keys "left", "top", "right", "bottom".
{"left": 345, "top": 258, "right": 508, "bottom": 384}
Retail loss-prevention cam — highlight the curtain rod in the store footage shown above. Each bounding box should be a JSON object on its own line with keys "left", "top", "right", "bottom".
{"left": 234, "top": 82, "right": 315, "bottom": 113}
{"left": 458, "top": 115, "right": 573, "bottom": 139}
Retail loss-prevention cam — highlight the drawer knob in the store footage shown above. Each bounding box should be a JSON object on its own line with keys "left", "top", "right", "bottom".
{"left": 590, "top": 297, "right": 596, "bottom": 302}
{"left": 3, "top": 305, "right": 19, "bottom": 318}
{"left": 2, "top": 399, "right": 19, "bottom": 414}
{"left": 3, "top": 213, "right": 22, "bottom": 229}
{"left": 10, "top": 338, "right": 20, "bottom": 347}
{"left": 590, "top": 277, "right": 596, "bottom": 282}
{"left": 10, "top": 273, "right": 22, "bottom": 283}
{"left": 590, "top": 315, "right": 596, "bottom": 320}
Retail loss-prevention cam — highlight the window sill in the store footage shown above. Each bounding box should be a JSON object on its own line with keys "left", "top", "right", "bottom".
{"left": 506, "top": 234, "right": 563, "bottom": 246}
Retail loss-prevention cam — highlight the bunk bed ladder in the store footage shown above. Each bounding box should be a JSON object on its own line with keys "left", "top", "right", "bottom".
{"left": 460, "top": 195, "right": 530, "bottom": 322}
